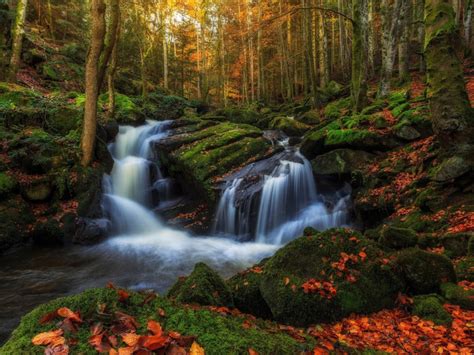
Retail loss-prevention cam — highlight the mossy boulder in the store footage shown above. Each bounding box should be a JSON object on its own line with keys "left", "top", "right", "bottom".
{"left": 0, "top": 197, "right": 34, "bottom": 253}
{"left": 394, "top": 125, "right": 421, "bottom": 141}
{"left": 431, "top": 156, "right": 471, "bottom": 183}
{"left": 45, "top": 106, "right": 82, "bottom": 134}
{"left": 440, "top": 283, "right": 474, "bottom": 310}
{"left": 20, "top": 180, "right": 53, "bottom": 202}
{"left": 156, "top": 120, "right": 272, "bottom": 201}
{"left": 394, "top": 248, "right": 456, "bottom": 295}
{"left": 455, "top": 257, "right": 474, "bottom": 281}
{"left": 168, "top": 263, "right": 234, "bottom": 308}
{"left": 324, "top": 97, "right": 352, "bottom": 120}
{"left": 269, "top": 116, "right": 311, "bottom": 136}
{"left": 311, "top": 149, "right": 375, "bottom": 176}
{"left": 379, "top": 226, "right": 418, "bottom": 250}
{"left": 412, "top": 295, "right": 452, "bottom": 325}
{"left": 441, "top": 233, "right": 471, "bottom": 258}
{"left": 227, "top": 261, "right": 272, "bottom": 319}
{"left": 2, "top": 288, "right": 313, "bottom": 355}
{"left": 259, "top": 229, "right": 403, "bottom": 326}
{"left": 0, "top": 172, "right": 16, "bottom": 199}
{"left": 214, "top": 107, "right": 263, "bottom": 127}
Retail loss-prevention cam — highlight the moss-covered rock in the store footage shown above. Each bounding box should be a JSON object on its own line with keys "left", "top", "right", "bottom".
{"left": 379, "top": 226, "right": 418, "bottom": 250}
{"left": 0, "top": 172, "right": 16, "bottom": 199}
{"left": 311, "top": 149, "right": 375, "bottom": 177}
{"left": 394, "top": 248, "right": 456, "bottom": 295}
{"left": 412, "top": 295, "right": 452, "bottom": 325}
{"left": 0, "top": 197, "right": 34, "bottom": 253}
{"left": 227, "top": 261, "right": 272, "bottom": 319}
{"left": 441, "top": 233, "right": 471, "bottom": 258}
{"left": 269, "top": 116, "right": 311, "bottom": 136}
{"left": 324, "top": 97, "right": 352, "bottom": 120}
{"left": 440, "top": 283, "right": 474, "bottom": 310}
{"left": 156, "top": 120, "right": 273, "bottom": 201}
{"left": 214, "top": 107, "right": 263, "bottom": 127}
{"left": 297, "top": 109, "right": 320, "bottom": 125}
{"left": 259, "top": 229, "right": 403, "bottom": 326}
{"left": 2, "top": 288, "right": 313, "bottom": 355}
{"left": 168, "top": 263, "right": 234, "bottom": 308}
{"left": 430, "top": 156, "right": 471, "bottom": 183}
{"left": 20, "top": 179, "right": 53, "bottom": 202}
{"left": 455, "top": 257, "right": 474, "bottom": 281}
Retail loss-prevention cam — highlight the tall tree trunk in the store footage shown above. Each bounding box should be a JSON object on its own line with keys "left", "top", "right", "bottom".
{"left": 464, "top": 0, "right": 473, "bottom": 50}
{"left": 8, "top": 0, "right": 28, "bottom": 82}
{"left": 238, "top": 0, "right": 249, "bottom": 103}
{"left": 318, "top": 0, "right": 329, "bottom": 87}
{"left": 417, "top": 0, "right": 426, "bottom": 72}
{"left": 378, "top": 0, "right": 405, "bottom": 97}
{"left": 107, "top": 16, "right": 121, "bottom": 120}
{"left": 81, "top": 0, "right": 107, "bottom": 167}
{"left": 163, "top": 27, "right": 168, "bottom": 90}
{"left": 351, "top": 0, "right": 369, "bottom": 112}
{"left": 247, "top": 2, "right": 255, "bottom": 102}
{"left": 398, "top": 0, "right": 412, "bottom": 83}
{"left": 97, "top": 0, "right": 120, "bottom": 92}
{"left": 305, "top": 0, "right": 319, "bottom": 106}
{"left": 425, "top": 0, "right": 474, "bottom": 163}
{"left": 338, "top": 0, "right": 348, "bottom": 79}
{"left": 367, "top": 0, "right": 375, "bottom": 76}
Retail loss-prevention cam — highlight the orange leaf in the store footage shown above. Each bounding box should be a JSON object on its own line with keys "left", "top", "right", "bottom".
{"left": 121, "top": 333, "right": 141, "bottom": 347}
{"left": 57, "top": 307, "right": 82, "bottom": 323}
{"left": 248, "top": 349, "right": 259, "bottom": 355}
{"left": 190, "top": 341, "right": 205, "bottom": 355}
{"left": 117, "top": 289, "right": 130, "bottom": 302}
{"left": 142, "top": 335, "right": 169, "bottom": 351}
{"left": 45, "top": 344, "right": 69, "bottom": 355}
{"left": 32, "top": 329, "right": 65, "bottom": 347}
{"left": 284, "top": 277, "right": 290, "bottom": 286}
{"left": 147, "top": 320, "right": 162, "bottom": 336}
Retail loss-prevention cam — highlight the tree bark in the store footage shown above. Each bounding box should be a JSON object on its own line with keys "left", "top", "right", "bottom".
{"left": 398, "top": 0, "right": 412, "bottom": 83}
{"left": 81, "top": 0, "right": 106, "bottom": 167}
{"left": 425, "top": 0, "right": 474, "bottom": 159}
{"left": 351, "top": 0, "right": 369, "bottom": 112}
{"left": 97, "top": 0, "right": 120, "bottom": 92}
{"left": 107, "top": 16, "right": 121, "bottom": 120}
{"left": 8, "top": 0, "right": 28, "bottom": 82}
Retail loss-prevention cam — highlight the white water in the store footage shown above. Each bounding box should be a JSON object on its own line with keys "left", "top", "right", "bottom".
{"left": 214, "top": 147, "right": 349, "bottom": 244}
{"left": 103, "top": 121, "right": 278, "bottom": 271}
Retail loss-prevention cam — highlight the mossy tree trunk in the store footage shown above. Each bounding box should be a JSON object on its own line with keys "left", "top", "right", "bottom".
{"left": 81, "top": 0, "right": 106, "bottom": 167}
{"left": 8, "top": 0, "right": 28, "bottom": 83}
{"left": 398, "top": 0, "right": 412, "bottom": 83}
{"left": 351, "top": 0, "right": 369, "bottom": 112}
{"left": 425, "top": 0, "right": 474, "bottom": 160}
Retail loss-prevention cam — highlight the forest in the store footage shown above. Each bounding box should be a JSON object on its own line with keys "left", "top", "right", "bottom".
{"left": 0, "top": 0, "right": 473, "bottom": 353}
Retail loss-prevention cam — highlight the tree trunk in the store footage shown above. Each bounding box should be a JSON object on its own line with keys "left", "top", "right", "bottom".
{"left": 81, "top": 0, "right": 106, "bottom": 167}
{"left": 318, "top": 0, "right": 329, "bottom": 87}
{"left": 8, "top": 0, "right": 28, "bottom": 82}
{"left": 351, "top": 0, "right": 369, "bottom": 112}
{"left": 107, "top": 16, "right": 121, "bottom": 120}
{"left": 97, "top": 0, "right": 120, "bottom": 92}
{"left": 378, "top": 0, "right": 405, "bottom": 97}
{"left": 425, "top": 0, "right": 474, "bottom": 160}
{"left": 398, "top": 0, "right": 411, "bottom": 83}
{"left": 464, "top": 0, "right": 473, "bottom": 50}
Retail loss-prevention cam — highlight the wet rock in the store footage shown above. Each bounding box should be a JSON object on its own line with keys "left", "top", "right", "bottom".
{"left": 394, "top": 248, "right": 456, "bottom": 295}
{"left": 104, "top": 121, "right": 119, "bottom": 142}
{"left": 259, "top": 229, "right": 403, "bottom": 326}
{"left": 227, "top": 260, "right": 272, "bottom": 319}
{"left": 394, "top": 125, "right": 421, "bottom": 141}
{"left": 168, "top": 262, "right": 234, "bottom": 308}
{"left": 73, "top": 218, "right": 110, "bottom": 245}
{"left": 311, "top": 149, "right": 375, "bottom": 176}
{"left": 21, "top": 180, "right": 53, "bottom": 202}
{"left": 269, "top": 116, "right": 311, "bottom": 137}
{"left": 379, "top": 226, "right": 418, "bottom": 250}
{"left": 431, "top": 156, "right": 471, "bottom": 183}
{"left": 31, "top": 219, "right": 64, "bottom": 246}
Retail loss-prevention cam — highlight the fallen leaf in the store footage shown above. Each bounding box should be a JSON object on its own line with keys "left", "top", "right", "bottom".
{"left": 32, "top": 329, "right": 65, "bottom": 347}
{"left": 147, "top": 320, "right": 162, "bottom": 336}
{"left": 121, "top": 333, "right": 141, "bottom": 347}
{"left": 45, "top": 344, "right": 69, "bottom": 355}
{"left": 57, "top": 308, "right": 82, "bottom": 323}
{"left": 190, "top": 341, "right": 205, "bottom": 355}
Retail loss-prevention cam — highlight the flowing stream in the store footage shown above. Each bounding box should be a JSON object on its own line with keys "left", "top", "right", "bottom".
{"left": 0, "top": 120, "right": 349, "bottom": 343}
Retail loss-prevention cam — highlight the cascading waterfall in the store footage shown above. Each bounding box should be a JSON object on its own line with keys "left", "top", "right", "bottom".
{"left": 214, "top": 147, "right": 350, "bottom": 244}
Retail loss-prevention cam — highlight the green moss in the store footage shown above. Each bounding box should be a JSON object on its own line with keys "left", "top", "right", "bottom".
{"left": 395, "top": 248, "right": 456, "bottom": 295}
{"left": 379, "top": 226, "right": 418, "bottom": 250}
{"left": 269, "top": 116, "right": 311, "bottom": 136}
{"left": 360, "top": 100, "right": 386, "bottom": 115}
{"left": 387, "top": 91, "right": 408, "bottom": 110}
{"left": 455, "top": 257, "right": 474, "bottom": 281}
{"left": 325, "top": 129, "right": 378, "bottom": 146}
{"left": 2, "top": 288, "right": 313, "bottom": 355}
{"left": 168, "top": 263, "right": 234, "bottom": 308}
{"left": 324, "top": 97, "right": 352, "bottom": 120}
{"left": 441, "top": 233, "right": 470, "bottom": 258}
{"left": 259, "top": 229, "right": 403, "bottom": 326}
{"left": 412, "top": 295, "right": 452, "bottom": 325}
{"left": 440, "top": 283, "right": 474, "bottom": 310}
{"left": 0, "top": 172, "right": 16, "bottom": 198}
{"left": 391, "top": 102, "right": 411, "bottom": 118}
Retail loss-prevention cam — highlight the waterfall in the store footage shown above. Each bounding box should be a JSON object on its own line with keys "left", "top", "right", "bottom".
{"left": 214, "top": 148, "right": 350, "bottom": 244}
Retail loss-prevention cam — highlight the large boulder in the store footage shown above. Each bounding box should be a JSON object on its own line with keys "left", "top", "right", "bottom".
{"left": 168, "top": 262, "right": 234, "bottom": 308}
{"left": 20, "top": 179, "right": 53, "bottom": 202}
{"left": 311, "top": 149, "right": 375, "bottom": 176}
{"left": 379, "top": 226, "right": 418, "bottom": 250}
{"left": 259, "top": 229, "right": 403, "bottom": 326}
{"left": 394, "top": 248, "right": 456, "bottom": 295}
{"left": 227, "top": 260, "right": 272, "bottom": 319}
{"left": 269, "top": 116, "right": 311, "bottom": 137}
{"left": 73, "top": 218, "right": 110, "bottom": 245}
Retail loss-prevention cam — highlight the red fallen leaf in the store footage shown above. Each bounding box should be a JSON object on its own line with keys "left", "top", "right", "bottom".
{"left": 313, "top": 347, "right": 329, "bottom": 355}
{"left": 57, "top": 307, "right": 82, "bottom": 323}
{"left": 39, "top": 310, "right": 59, "bottom": 325}
{"left": 32, "top": 329, "right": 65, "bottom": 347}
{"left": 242, "top": 320, "right": 253, "bottom": 329}
{"left": 106, "top": 282, "right": 116, "bottom": 290}
{"left": 115, "top": 311, "right": 139, "bottom": 331}
{"left": 117, "top": 289, "right": 130, "bottom": 302}
{"left": 89, "top": 333, "right": 111, "bottom": 353}
{"left": 108, "top": 335, "right": 118, "bottom": 348}
{"left": 116, "top": 347, "right": 134, "bottom": 355}
{"left": 177, "top": 335, "right": 196, "bottom": 348}
{"left": 91, "top": 323, "right": 104, "bottom": 336}
{"left": 358, "top": 251, "right": 367, "bottom": 261}
{"left": 284, "top": 277, "right": 290, "bottom": 286}
{"left": 248, "top": 349, "right": 259, "bottom": 355}
{"left": 147, "top": 320, "right": 162, "bottom": 336}
{"left": 45, "top": 344, "right": 69, "bottom": 355}
{"left": 142, "top": 334, "right": 170, "bottom": 351}
{"left": 169, "top": 331, "right": 181, "bottom": 340}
